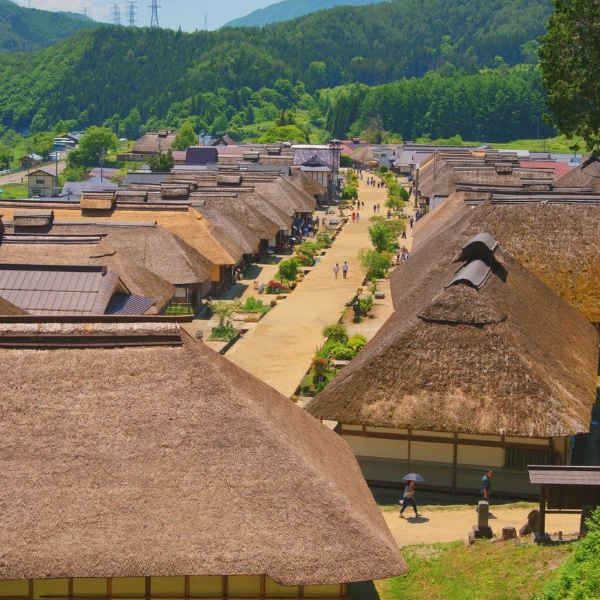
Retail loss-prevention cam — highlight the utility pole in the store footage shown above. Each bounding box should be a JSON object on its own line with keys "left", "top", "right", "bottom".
{"left": 126, "top": 1, "right": 137, "bottom": 27}
{"left": 150, "top": 0, "right": 160, "bottom": 27}
{"left": 204, "top": 14, "right": 208, "bottom": 30}
{"left": 111, "top": 4, "right": 121, "bottom": 25}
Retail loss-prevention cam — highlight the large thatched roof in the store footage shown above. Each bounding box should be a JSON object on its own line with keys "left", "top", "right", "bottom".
{"left": 289, "top": 168, "right": 327, "bottom": 196}
{"left": 307, "top": 229, "right": 598, "bottom": 438}
{"left": 0, "top": 320, "right": 405, "bottom": 584}
{"left": 412, "top": 193, "right": 600, "bottom": 323}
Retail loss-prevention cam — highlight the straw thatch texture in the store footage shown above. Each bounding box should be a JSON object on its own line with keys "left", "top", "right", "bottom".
{"left": 0, "top": 296, "right": 27, "bottom": 315}
{"left": 307, "top": 232, "right": 598, "bottom": 438}
{"left": 192, "top": 204, "right": 259, "bottom": 257}
{"left": 81, "top": 193, "right": 116, "bottom": 210}
{"left": 242, "top": 192, "right": 293, "bottom": 231}
{"left": 0, "top": 325, "right": 405, "bottom": 584}
{"left": 555, "top": 154, "right": 600, "bottom": 191}
{"left": 289, "top": 168, "right": 327, "bottom": 196}
{"left": 254, "top": 178, "right": 316, "bottom": 215}
{"left": 0, "top": 237, "right": 173, "bottom": 313}
{"left": 413, "top": 194, "right": 600, "bottom": 322}
{"left": 200, "top": 198, "right": 280, "bottom": 241}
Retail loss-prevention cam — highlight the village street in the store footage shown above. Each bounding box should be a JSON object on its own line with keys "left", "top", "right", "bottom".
{"left": 221, "top": 173, "right": 413, "bottom": 398}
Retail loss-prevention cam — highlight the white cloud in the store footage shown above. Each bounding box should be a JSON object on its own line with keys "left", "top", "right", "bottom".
{"left": 31, "top": 0, "right": 110, "bottom": 23}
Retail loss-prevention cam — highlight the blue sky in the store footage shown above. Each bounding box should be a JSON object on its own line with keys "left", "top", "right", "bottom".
{"left": 18, "top": 0, "right": 280, "bottom": 30}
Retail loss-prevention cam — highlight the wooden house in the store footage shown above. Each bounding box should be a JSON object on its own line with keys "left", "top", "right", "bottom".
{"left": 27, "top": 167, "right": 57, "bottom": 197}
{"left": 307, "top": 231, "right": 598, "bottom": 498}
{"left": 0, "top": 318, "right": 406, "bottom": 597}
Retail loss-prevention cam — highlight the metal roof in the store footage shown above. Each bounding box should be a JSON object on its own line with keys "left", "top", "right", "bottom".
{"left": 447, "top": 259, "right": 492, "bottom": 290}
{"left": 0, "top": 265, "right": 124, "bottom": 316}
{"left": 105, "top": 293, "right": 156, "bottom": 315}
{"left": 528, "top": 465, "right": 600, "bottom": 486}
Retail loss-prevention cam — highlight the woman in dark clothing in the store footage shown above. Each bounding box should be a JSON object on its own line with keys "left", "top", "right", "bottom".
{"left": 399, "top": 480, "right": 422, "bottom": 518}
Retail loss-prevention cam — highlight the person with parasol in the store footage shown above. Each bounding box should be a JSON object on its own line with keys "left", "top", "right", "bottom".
{"left": 399, "top": 473, "right": 424, "bottom": 519}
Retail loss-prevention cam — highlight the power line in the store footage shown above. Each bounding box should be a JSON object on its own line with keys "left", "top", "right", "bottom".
{"left": 149, "top": 0, "right": 160, "bottom": 27}
{"left": 126, "top": 1, "right": 138, "bottom": 27}
{"left": 111, "top": 3, "right": 121, "bottom": 25}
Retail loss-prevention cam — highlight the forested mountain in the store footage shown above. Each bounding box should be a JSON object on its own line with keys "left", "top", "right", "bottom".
{"left": 0, "top": 0, "right": 96, "bottom": 52}
{"left": 224, "top": 0, "right": 392, "bottom": 28}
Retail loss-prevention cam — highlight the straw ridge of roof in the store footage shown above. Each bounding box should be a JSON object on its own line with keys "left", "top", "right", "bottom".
{"left": 0, "top": 328, "right": 405, "bottom": 584}
{"left": 241, "top": 192, "right": 293, "bottom": 231}
{"left": 307, "top": 228, "right": 598, "bottom": 437}
{"left": 254, "top": 178, "right": 316, "bottom": 214}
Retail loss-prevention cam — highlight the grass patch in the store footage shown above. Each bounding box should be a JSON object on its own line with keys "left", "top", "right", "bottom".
{"left": 0, "top": 183, "right": 28, "bottom": 199}
{"left": 379, "top": 540, "right": 573, "bottom": 600}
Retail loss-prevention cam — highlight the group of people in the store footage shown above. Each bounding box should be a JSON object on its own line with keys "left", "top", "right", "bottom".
{"left": 365, "top": 176, "right": 381, "bottom": 187}
{"left": 351, "top": 212, "right": 360, "bottom": 223}
{"left": 373, "top": 203, "right": 381, "bottom": 213}
{"left": 333, "top": 261, "right": 349, "bottom": 279}
{"left": 399, "top": 469, "right": 493, "bottom": 519}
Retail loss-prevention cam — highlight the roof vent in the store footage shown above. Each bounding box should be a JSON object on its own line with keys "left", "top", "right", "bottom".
{"left": 447, "top": 259, "right": 492, "bottom": 290}
{"left": 459, "top": 233, "right": 498, "bottom": 263}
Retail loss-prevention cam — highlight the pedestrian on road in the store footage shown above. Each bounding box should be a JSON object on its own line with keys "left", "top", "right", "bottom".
{"left": 409, "top": 216, "right": 414, "bottom": 229}
{"left": 373, "top": 204, "right": 377, "bottom": 213}
{"left": 399, "top": 481, "right": 421, "bottom": 519}
{"left": 356, "top": 212, "right": 360, "bottom": 223}
{"left": 342, "top": 261, "right": 348, "bottom": 279}
{"left": 377, "top": 203, "right": 381, "bottom": 213}
{"left": 361, "top": 201, "right": 365, "bottom": 209}
{"left": 333, "top": 263, "right": 340, "bottom": 279}
{"left": 315, "top": 215, "right": 320, "bottom": 228}
{"left": 352, "top": 211, "right": 356, "bottom": 222}
{"left": 481, "top": 469, "right": 492, "bottom": 502}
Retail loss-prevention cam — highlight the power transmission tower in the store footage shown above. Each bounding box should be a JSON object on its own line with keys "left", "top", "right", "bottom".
{"left": 82, "top": 6, "right": 90, "bottom": 17}
{"left": 149, "top": 0, "right": 160, "bottom": 27}
{"left": 111, "top": 4, "right": 121, "bottom": 25}
{"left": 126, "top": 1, "right": 138, "bottom": 27}
{"left": 204, "top": 14, "right": 208, "bottom": 30}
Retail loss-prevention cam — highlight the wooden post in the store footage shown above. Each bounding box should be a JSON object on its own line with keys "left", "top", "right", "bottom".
{"left": 539, "top": 484, "right": 546, "bottom": 535}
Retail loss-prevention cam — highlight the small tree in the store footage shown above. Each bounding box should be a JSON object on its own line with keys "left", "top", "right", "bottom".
{"left": 172, "top": 121, "right": 198, "bottom": 150}
{"left": 149, "top": 149, "right": 174, "bottom": 172}
{"left": 208, "top": 299, "right": 242, "bottom": 328}
{"left": 368, "top": 223, "right": 395, "bottom": 253}
{"left": 358, "top": 248, "right": 392, "bottom": 279}
{"left": 323, "top": 323, "right": 349, "bottom": 344}
{"left": 277, "top": 258, "right": 300, "bottom": 282}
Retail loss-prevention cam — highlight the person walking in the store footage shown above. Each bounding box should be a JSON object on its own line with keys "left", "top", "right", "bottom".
{"left": 409, "top": 216, "right": 414, "bottom": 229}
{"left": 377, "top": 203, "right": 381, "bottom": 213}
{"left": 356, "top": 212, "right": 360, "bottom": 223}
{"left": 373, "top": 204, "right": 377, "bottom": 213}
{"left": 333, "top": 263, "right": 340, "bottom": 279}
{"left": 481, "top": 469, "right": 492, "bottom": 502}
{"left": 352, "top": 211, "right": 356, "bottom": 222}
{"left": 399, "top": 480, "right": 421, "bottom": 518}
{"left": 342, "top": 261, "right": 348, "bottom": 279}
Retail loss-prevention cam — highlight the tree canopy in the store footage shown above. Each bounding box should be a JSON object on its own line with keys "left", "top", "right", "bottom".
{"left": 539, "top": 0, "right": 600, "bottom": 152}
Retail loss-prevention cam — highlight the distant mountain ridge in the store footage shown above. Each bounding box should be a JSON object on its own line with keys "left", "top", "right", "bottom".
{"left": 0, "top": 0, "right": 97, "bottom": 52}
{"left": 224, "top": 0, "right": 393, "bottom": 28}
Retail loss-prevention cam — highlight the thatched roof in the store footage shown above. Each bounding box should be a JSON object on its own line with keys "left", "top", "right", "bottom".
{"left": 0, "top": 321, "right": 405, "bottom": 584}
{"left": 0, "top": 236, "right": 173, "bottom": 313}
{"left": 242, "top": 192, "right": 293, "bottom": 231}
{"left": 200, "top": 198, "right": 281, "bottom": 241}
{"left": 133, "top": 131, "right": 177, "bottom": 154}
{"left": 254, "top": 178, "right": 317, "bottom": 215}
{"left": 289, "top": 167, "right": 327, "bottom": 196}
{"left": 555, "top": 154, "right": 600, "bottom": 191}
{"left": 81, "top": 192, "right": 116, "bottom": 210}
{"left": 413, "top": 193, "right": 600, "bottom": 323}
{"left": 307, "top": 230, "right": 598, "bottom": 438}
{"left": 193, "top": 203, "right": 260, "bottom": 256}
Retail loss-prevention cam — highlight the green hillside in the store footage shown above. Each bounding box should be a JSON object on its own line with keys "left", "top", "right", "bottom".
{"left": 224, "top": 0, "right": 393, "bottom": 28}
{"left": 0, "top": 0, "right": 554, "bottom": 143}
{"left": 0, "top": 0, "right": 97, "bottom": 52}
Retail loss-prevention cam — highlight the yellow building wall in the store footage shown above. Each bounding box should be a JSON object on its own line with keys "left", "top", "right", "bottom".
{"left": 342, "top": 434, "right": 409, "bottom": 459}
{"left": 0, "top": 578, "right": 343, "bottom": 600}
{"left": 411, "top": 441, "right": 453, "bottom": 463}
{"left": 456, "top": 445, "right": 504, "bottom": 467}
